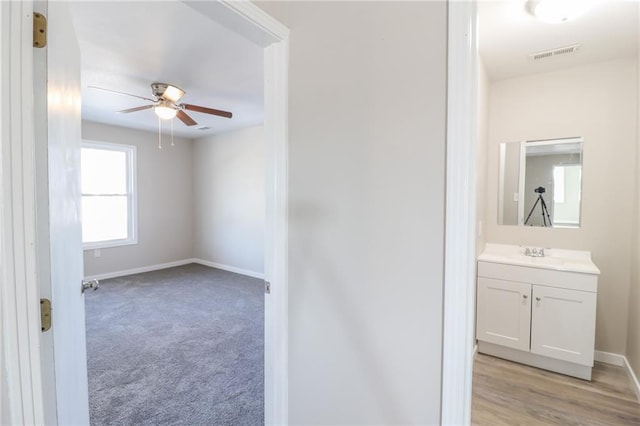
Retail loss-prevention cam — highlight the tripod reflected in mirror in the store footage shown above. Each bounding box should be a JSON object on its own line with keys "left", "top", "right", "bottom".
{"left": 524, "top": 186, "right": 552, "bottom": 227}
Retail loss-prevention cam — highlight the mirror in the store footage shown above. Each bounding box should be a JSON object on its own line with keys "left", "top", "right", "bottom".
{"left": 498, "top": 137, "right": 583, "bottom": 228}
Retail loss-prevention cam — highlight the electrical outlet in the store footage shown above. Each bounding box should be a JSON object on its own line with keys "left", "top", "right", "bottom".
{"left": 94, "top": 248, "right": 101, "bottom": 258}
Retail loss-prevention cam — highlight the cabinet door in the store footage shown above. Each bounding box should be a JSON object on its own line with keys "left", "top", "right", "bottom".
{"left": 476, "top": 277, "right": 532, "bottom": 351}
{"left": 531, "top": 285, "right": 597, "bottom": 366}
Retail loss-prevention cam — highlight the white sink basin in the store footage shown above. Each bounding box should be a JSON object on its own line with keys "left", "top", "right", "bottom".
{"left": 478, "top": 243, "right": 600, "bottom": 274}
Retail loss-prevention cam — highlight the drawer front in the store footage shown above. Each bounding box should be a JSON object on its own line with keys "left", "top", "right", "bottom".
{"left": 478, "top": 261, "right": 597, "bottom": 292}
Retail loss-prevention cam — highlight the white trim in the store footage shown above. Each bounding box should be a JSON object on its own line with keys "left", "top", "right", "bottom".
{"left": 473, "top": 344, "right": 478, "bottom": 358}
{"left": 441, "top": 2, "right": 477, "bottom": 425}
{"left": 192, "top": 259, "right": 265, "bottom": 279}
{"left": 83, "top": 259, "right": 195, "bottom": 281}
{"left": 183, "top": 0, "right": 288, "bottom": 48}
{"left": 517, "top": 141, "right": 526, "bottom": 225}
{"left": 218, "top": 0, "right": 289, "bottom": 42}
{"left": 83, "top": 258, "right": 266, "bottom": 282}
{"left": 594, "top": 350, "right": 625, "bottom": 366}
{"left": 497, "top": 143, "right": 505, "bottom": 225}
{"left": 262, "top": 36, "right": 289, "bottom": 426}
{"left": 0, "top": 1, "right": 45, "bottom": 424}
{"left": 624, "top": 356, "right": 640, "bottom": 402}
{"left": 525, "top": 136, "right": 583, "bottom": 147}
{"left": 593, "top": 351, "right": 640, "bottom": 403}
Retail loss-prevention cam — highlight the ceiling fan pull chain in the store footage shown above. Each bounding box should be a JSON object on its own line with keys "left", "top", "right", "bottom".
{"left": 171, "top": 118, "right": 175, "bottom": 147}
{"left": 158, "top": 117, "right": 162, "bottom": 149}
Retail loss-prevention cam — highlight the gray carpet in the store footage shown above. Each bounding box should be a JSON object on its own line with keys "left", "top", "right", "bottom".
{"left": 85, "top": 263, "right": 264, "bottom": 426}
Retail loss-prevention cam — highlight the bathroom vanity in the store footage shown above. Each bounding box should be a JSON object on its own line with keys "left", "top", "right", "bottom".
{"left": 476, "top": 243, "right": 600, "bottom": 380}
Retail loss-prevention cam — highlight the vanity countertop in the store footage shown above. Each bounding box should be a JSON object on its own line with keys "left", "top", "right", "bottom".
{"left": 478, "top": 243, "right": 600, "bottom": 275}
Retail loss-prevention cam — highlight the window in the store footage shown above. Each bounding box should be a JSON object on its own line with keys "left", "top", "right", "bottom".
{"left": 552, "top": 164, "right": 581, "bottom": 227}
{"left": 81, "top": 141, "right": 137, "bottom": 249}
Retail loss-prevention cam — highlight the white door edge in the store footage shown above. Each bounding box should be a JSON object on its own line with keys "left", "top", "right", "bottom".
{"left": 441, "top": 1, "right": 477, "bottom": 425}
{"left": 0, "top": 0, "right": 46, "bottom": 424}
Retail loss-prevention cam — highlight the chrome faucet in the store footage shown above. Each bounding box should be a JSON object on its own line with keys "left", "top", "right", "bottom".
{"left": 525, "top": 247, "right": 545, "bottom": 257}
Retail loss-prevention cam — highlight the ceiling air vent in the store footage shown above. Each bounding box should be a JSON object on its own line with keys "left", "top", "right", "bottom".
{"left": 529, "top": 44, "right": 580, "bottom": 61}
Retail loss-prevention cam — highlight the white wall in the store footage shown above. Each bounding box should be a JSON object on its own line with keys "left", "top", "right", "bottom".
{"left": 192, "top": 126, "right": 265, "bottom": 275}
{"left": 82, "top": 121, "right": 194, "bottom": 277}
{"left": 485, "top": 58, "right": 638, "bottom": 354}
{"left": 258, "top": 2, "right": 447, "bottom": 424}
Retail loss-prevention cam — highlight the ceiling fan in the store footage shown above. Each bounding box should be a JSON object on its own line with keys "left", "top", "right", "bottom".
{"left": 89, "top": 82, "right": 233, "bottom": 127}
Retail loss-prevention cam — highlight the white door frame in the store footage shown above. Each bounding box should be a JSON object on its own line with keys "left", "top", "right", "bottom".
{"left": 441, "top": 1, "right": 477, "bottom": 425}
{"left": 0, "top": 1, "right": 46, "bottom": 424}
{"left": 1, "top": 1, "right": 478, "bottom": 425}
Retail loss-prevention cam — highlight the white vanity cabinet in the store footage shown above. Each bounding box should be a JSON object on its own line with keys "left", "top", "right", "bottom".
{"left": 476, "top": 244, "right": 600, "bottom": 380}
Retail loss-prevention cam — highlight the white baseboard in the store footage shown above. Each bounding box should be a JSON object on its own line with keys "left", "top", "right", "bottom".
{"left": 473, "top": 344, "right": 478, "bottom": 358}
{"left": 85, "top": 258, "right": 266, "bottom": 281}
{"left": 594, "top": 350, "right": 625, "bottom": 367}
{"left": 623, "top": 357, "right": 640, "bottom": 403}
{"left": 84, "top": 259, "right": 194, "bottom": 281}
{"left": 594, "top": 351, "right": 640, "bottom": 403}
{"left": 192, "top": 258, "right": 265, "bottom": 279}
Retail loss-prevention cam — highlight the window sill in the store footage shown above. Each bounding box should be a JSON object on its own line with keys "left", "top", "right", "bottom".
{"left": 83, "top": 238, "right": 138, "bottom": 251}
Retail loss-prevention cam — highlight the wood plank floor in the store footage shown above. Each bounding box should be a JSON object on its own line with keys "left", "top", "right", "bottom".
{"left": 472, "top": 353, "right": 640, "bottom": 425}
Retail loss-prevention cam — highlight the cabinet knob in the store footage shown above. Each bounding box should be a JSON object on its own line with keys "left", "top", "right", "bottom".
{"left": 523, "top": 294, "right": 528, "bottom": 299}
{"left": 536, "top": 297, "right": 541, "bottom": 302}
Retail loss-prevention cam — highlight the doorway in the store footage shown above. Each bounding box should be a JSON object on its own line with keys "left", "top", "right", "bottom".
{"left": 0, "top": 1, "right": 288, "bottom": 425}
{"left": 471, "top": 0, "right": 640, "bottom": 422}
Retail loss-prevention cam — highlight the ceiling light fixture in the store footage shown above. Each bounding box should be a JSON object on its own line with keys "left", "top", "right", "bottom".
{"left": 154, "top": 101, "right": 177, "bottom": 120}
{"left": 528, "top": 0, "right": 594, "bottom": 24}
{"left": 162, "top": 85, "right": 185, "bottom": 103}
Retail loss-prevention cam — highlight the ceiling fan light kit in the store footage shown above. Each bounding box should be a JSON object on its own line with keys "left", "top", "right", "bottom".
{"left": 154, "top": 83, "right": 185, "bottom": 103}
{"left": 154, "top": 101, "right": 178, "bottom": 120}
{"left": 527, "top": 0, "right": 593, "bottom": 24}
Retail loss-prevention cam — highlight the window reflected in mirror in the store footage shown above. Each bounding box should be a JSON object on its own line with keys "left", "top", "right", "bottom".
{"left": 498, "top": 137, "right": 583, "bottom": 228}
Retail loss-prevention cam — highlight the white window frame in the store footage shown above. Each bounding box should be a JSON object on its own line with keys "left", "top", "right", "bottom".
{"left": 81, "top": 140, "right": 138, "bottom": 250}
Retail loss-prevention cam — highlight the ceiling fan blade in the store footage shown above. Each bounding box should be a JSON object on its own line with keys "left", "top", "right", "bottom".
{"left": 182, "top": 103, "right": 232, "bottom": 119}
{"left": 88, "top": 86, "right": 156, "bottom": 102}
{"left": 177, "top": 110, "right": 197, "bottom": 126}
{"left": 117, "top": 105, "right": 154, "bottom": 114}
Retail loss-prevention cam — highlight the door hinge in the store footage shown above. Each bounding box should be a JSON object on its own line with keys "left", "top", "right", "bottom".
{"left": 265, "top": 280, "right": 271, "bottom": 294}
{"left": 33, "top": 12, "right": 47, "bottom": 48}
{"left": 40, "top": 299, "right": 52, "bottom": 332}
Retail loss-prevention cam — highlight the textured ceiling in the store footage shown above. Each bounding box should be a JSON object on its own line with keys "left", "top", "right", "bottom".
{"left": 69, "top": 1, "right": 264, "bottom": 138}
{"left": 479, "top": 1, "right": 638, "bottom": 81}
